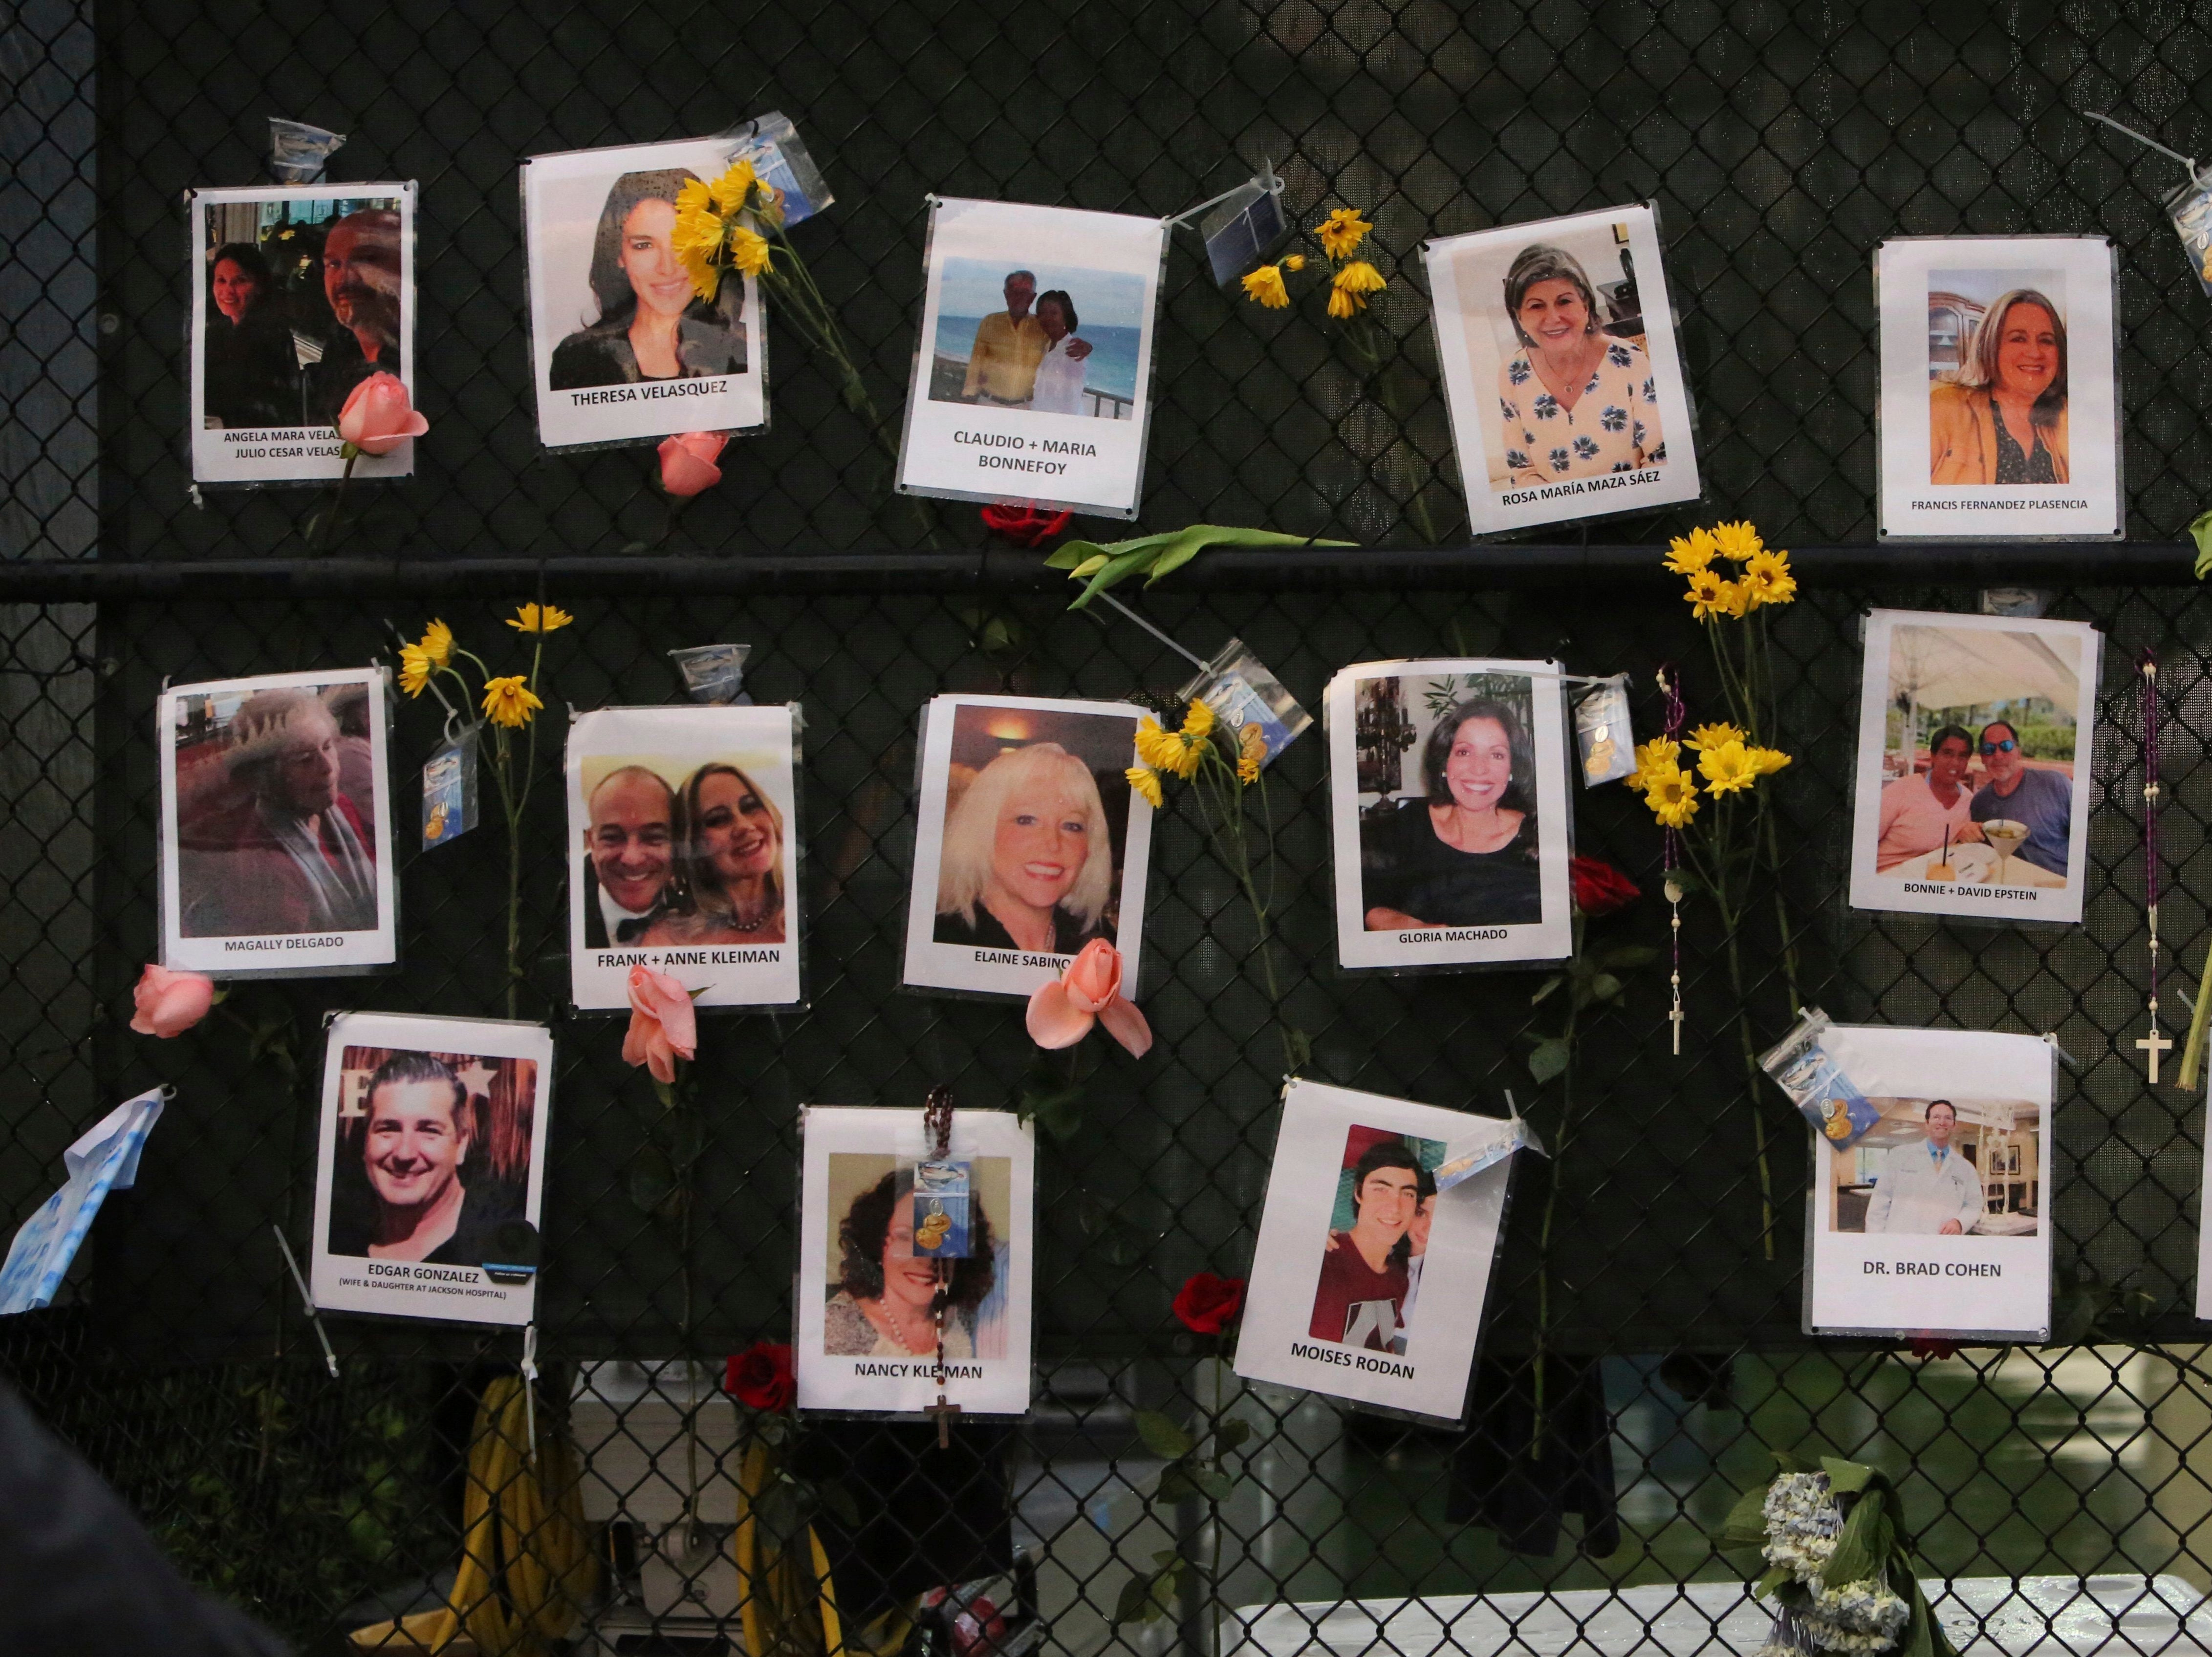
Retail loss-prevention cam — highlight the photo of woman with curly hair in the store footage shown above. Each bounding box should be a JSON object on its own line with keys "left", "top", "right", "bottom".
{"left": 822, "top": 1158, "right": 1008, "bottom": 1361}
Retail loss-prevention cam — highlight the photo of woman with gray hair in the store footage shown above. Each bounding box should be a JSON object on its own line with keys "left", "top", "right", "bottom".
{"left": 547, "top": 168, "right": 748, "bottom": 390}
{"left": 1495, "top": 242, "right": 1664, "bottom": 487}
{"left": 1929, "top": 286, "right": 2069, "bottom": 485}
{"left": 933, "top": 742, "right": 1115, "bottom": 955}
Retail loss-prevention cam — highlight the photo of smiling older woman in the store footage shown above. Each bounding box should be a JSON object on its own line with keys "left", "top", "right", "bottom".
{"left": 796, "top": 1105, "right": 1034, "bottom": 1417}
{"left": 1876, "top": 237, "right": 2120, "bottom": 539}
{"left": 308, "top": 1011, "right": 553, "bottom": 1328}
{"left": 566, "top": 704, "right": 802, "bottom": 1011}
{"left": 523, "top": 137, "right": 767, "bottom": 450}
{"left": 1328, "top": 660, "right": 1573, "bottom": 972}
{"left": 902, "top": 694, "right": 1153, "bottom": 1000}
{"left": 1426, "top": 204, "right": 1702, "bottom": 536}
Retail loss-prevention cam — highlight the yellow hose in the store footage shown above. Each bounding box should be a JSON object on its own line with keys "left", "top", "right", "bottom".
{"left": 733, "top": 1436, "right": 845, "bottom": 1657}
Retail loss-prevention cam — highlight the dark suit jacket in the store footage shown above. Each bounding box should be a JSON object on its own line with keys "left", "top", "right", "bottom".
{"left": 580, "top": 860, "right": 664, "bottom": 949}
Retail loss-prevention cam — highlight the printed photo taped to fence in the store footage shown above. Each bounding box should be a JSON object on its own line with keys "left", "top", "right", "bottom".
{"left": 566, "top": 704, "right": 801, "bottom": 1011}
{"left": 1846, "top": 609, "right": 2101, "bottom": 927}
{"left": 900, "top": 694, "right": 1154, "bottom": 1001}
{"left": 1425, "top": 204, "right": 1701, "bottom": 537}
{"left": 1326, "top": 659, "right": 1574, "bottom": 972}
{"left": 187, "top": 182, "right": 418, "bottom": 485}
{"left": 309, "top": 1011, "right": 554, "bottom": 1328}
{"left": 158, "top": 668, "right": 398, "bottom": 976}
{"left": 1876, "top": 237, "right": 2121, "bottom": 540}
{"left": 1236, "top": 1080, "right": 1518, "bottom": 1422}
{"left": 522, "top": 137, "right": 766, "bottom": 451}
{"left": 1803, "top": 1025, "right": 2054, "bottom": 1342}
{"left": 895, "top": 197, "right": 1167, "bottom": 519}
{"left": 794, "top": 1105, "right": 1034, "bottom": 1417}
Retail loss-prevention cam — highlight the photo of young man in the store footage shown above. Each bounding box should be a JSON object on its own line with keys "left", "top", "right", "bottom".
{"left": 1307, "top": 1135, "right": 1436, "bottom": 1352}
{"left": 328, "top": 1053, "right": 514, "bottom": 1265}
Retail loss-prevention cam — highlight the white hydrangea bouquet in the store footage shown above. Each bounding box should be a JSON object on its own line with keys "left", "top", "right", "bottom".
{"left": 1718, "top": 1454, "right": 1958, "bottom": 1657}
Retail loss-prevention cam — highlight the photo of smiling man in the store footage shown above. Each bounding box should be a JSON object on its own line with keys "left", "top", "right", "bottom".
{"left": 1309, "top": 1135, "right": 1430, "bottom": 1351}
{"left": 581, "top": 764, "right": 676, "bottom": 947}
{"left": 309, "top": 1012, "right": 553, "bottom": 1327}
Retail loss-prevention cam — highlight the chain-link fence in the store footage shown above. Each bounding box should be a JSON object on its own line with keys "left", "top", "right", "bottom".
{"left": 9, "top": 0, "right": 2212, "bottom": 1653}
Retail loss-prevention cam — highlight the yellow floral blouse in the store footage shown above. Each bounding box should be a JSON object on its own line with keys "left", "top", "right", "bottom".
{"left": 1497, "top": 338, "right": 1665, "bottom": 486}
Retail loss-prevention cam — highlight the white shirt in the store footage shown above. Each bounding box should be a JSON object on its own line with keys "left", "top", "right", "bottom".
{"left": 1029, "top": 338, "right": 1087, "bottom": 415}
{"left": 598, "top": 889, "right": 651, "bottom": 943}
{"left": 1865, "top": 1139, "right": 1983, "bottom": 1235}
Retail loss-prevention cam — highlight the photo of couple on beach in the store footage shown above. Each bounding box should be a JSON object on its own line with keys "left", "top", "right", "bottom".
{"left": 927, "top": 258, "right": 1147, "bottom": 420}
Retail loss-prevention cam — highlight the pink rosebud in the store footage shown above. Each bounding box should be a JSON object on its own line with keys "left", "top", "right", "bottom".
{"left": 130, "top": 964, "right": 215, "bottom": 1038}
{"left": 621, "top": 965, "right": 698, "bottom": 1084}
{"left": 336, "top": 371, "right": 428, "bottom": 455}
{"left": 1026, "top": 939, "right": 1150, "bottom": 1058}
{"left": 658, "top": 431, "right": 728, "bottom": 497}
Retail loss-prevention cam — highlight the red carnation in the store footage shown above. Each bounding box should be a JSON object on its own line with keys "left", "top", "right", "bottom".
{"left": 980, "top": 502, "right": 1073, "bottom": 548}
{"left": 1172, "top": 1272, "right": 1246, "bottom": 1334}
{"left": 1569, "top": 856, "right": 1639, "bottom": 917}
{"left": 724, "top": 1341, "right": 796, "bottom": 1412}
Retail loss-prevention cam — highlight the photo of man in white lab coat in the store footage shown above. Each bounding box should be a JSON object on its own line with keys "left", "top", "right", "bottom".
{"left": 1864, "top": 1099, "right": 1984, "bottom": 1235}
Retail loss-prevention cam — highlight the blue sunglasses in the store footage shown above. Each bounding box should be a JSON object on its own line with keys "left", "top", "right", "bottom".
{"left": 1978, "top": 738, "right": 2017, "bottom": 754}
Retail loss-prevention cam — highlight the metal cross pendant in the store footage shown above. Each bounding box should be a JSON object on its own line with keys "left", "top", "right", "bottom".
{"left": 927, "top": 1394, "right": 963, "bottom": 1450}
{"left": 1669, "top": 998, "right": 1684, "bottom": 1056}
{"left": 2138, "top": 1017, "right": 2172, "bottom": 1085}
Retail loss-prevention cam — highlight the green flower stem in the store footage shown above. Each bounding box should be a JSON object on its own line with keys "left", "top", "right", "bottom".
{"left": 1191, "top": 745, "right": 1300, "bottom": 1075}
{"left": 307, "top": 445, "right": 360, "bottom": 557}
{"left": 1529, "top": 913, "right": 1582, "bottom": 1458}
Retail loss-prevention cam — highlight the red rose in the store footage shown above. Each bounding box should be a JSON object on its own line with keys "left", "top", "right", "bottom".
{"left": 980, "top": 503, "right": 1072, "bottom": 548}
{"left": 724, "top": 1341, "right": 796, "bottom": 1412}
{"left": 1569, "top": 857, "right": 1639, "bottom": 917}
{"left": 1171, "top": 1272, "right": 1246, "bottom": 1334}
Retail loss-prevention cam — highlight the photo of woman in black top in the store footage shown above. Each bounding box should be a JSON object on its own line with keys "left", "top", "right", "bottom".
{"left": 547, "top": 168, "right": 748, "bottom": 390}
{"left": 1361, "top": 692, "right": 1542, "bottom": 930}
{"left": 201, "top": 241, "right": 298, "bottom": 428}
{"left": 933, "top": 741, "right": 1114, "bottom": 955}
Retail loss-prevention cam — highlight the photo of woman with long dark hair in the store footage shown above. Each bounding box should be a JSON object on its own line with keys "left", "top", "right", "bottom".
{"left": 201, "top": 241, "right": 298, "bottom": 428}
{"left": 547, "top": 168, "right": 747, "bottom": 389}
{"left": 640, "top": 761, "right": 786, "bottom": 946}
{"left": 1360, "top": 691, "right": 1542, "bottom": 930}
{"left": 1930, "top": 286, "right": 2069, "bottom": 484}
{"left": 823, "top": 1166, "right": 1001, "bottom": 1360}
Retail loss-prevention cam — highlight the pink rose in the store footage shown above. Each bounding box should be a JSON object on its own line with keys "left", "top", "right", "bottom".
{"left": 1025, "top": 939, "right": 1150, "bottom": 1058}
{"left": 621, "top": 965, "right": 698, "bottom": 1083}
{"left": 130, "top": 964, "right": 214, "bottom": 1038}
{"left": 658, "top": 431, "right": 728, "bottom": 497}
{"left": 336, "top": 372, "right": 428, "bottom": 455}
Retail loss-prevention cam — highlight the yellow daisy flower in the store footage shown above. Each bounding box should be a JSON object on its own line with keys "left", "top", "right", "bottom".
{"left": 1315, "top": 207, "right": 1373, "bottom": 259}
{"left": 1685, "top": 567, "right": 1736, "bottom": 621}
{"left": 1180, "top": 697, "right": 1216, "bottom": 741}
{"left": 1126, "top": 765, "right": 1164, "bottom": 809}
{"left": 481, "top": 675, "right": 543, "bottom": 729}
{"left": 1645, "top": 766, "right": 1700, "bottom": 827}
{"left": 1326, "top": 283, "right": 1364, "bottom": 320}
{"left": 419, "top": 618, "right": 454, "bottom": 668}
{"left": 397, "top": 643, "right": 432, "bottom": 697}
{"left": 1741, "top": 548, "right": 1797, "bottom": 608}
{"left": 1662, "top": 528, "right": 1717, "bottom": 575}
{"left": 727, "top": 225, "right": 771, "bottom": 279}
{"left": 1718, "top": 579, "right": 1753, "bottom": 619}
{"left": 1748, "top": 746, "right": 1793, "bottom": 776}
{"left": 508, "top": 602, "right": 574, "bottom": 634}
{"left": 1164, "top": 738, "right": 1203, "bottom": 781}
{"left": 1636, "top": 735, "right": 1683, "bottom": 770}
{"left": 1684, "top": 722, "right": 1746, "bottom": 752}
{"left": 1282, "top": 254, "right": 1306, "bottom": 272}
{"left": 708, "top": 160, "right": 757, "bottom": 217}
{"left": 1709, "top": 520, "right": 1764, "bottom": 561}
{"left": 1333, "top": 260, "right": 1386, "bottom": 296}
{"left": 1697, "top": 740, "right": 1759, "bottom": 796}
{"left": 1241, "top": 263, "right": 1290, "bottom": 309}
{"left": 1135, "top": 716, "right": 1183, "bottom": 772}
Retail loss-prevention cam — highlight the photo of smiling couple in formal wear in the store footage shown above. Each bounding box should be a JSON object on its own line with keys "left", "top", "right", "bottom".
{"left": 565, "top": 704, "right": 802, "bottom": 1011}
{"left": 522, "top": 135, "right": 768, "bottom": 450}
{"left": 901, "top": 694, "right": 1154, "bottom": 1001}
